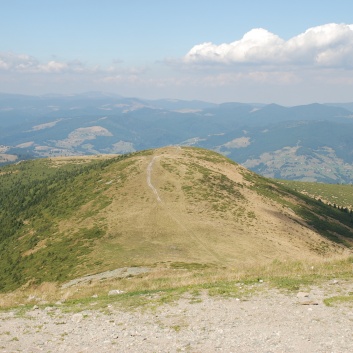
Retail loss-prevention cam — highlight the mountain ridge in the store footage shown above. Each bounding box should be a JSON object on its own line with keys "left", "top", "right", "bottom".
{"left": 1, "top": 147, "right": 352, "bottom": 292}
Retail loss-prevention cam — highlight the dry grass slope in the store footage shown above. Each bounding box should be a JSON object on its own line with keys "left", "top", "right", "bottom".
{"left": 68, "top": 146, "right": 351, "bottom": 274}
{"left": 1, "top": 146, "right": 353, "bottom": 305}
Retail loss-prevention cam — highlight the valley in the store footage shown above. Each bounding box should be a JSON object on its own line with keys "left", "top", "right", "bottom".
{"left": 1, "top": 93, "right": 353, "bottom": 183}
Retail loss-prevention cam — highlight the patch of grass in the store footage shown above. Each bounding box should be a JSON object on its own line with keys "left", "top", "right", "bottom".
{"left": 12, "top": 305, "right": 34, "bottom": 318}
{"left": 280, "top": 179, "right": 353, "bottom": 209}
{"left": 206, "top": 284, "right": 242, "bottom": 298}
{"left": 161, "top": 181, "right": 176, "bottom": 192}
{"left": 169, "top": 262, "right": 210, "bottom": 270}
{"left": 324, "top": 295, "right": 353, "bottom": 307}
{"left": 160, "top": 161, "right": 179, "bottom": 175}
{"left": 1, "top": 256, "right": 353, "bottom": 312}
{"left": 181, "top": 160, "right": 245, "bottom": 218}
{"left": 269, "top": 275, "right": 318, "bottom": 291}
{"left": 60, "top": 288, "right": 187, "bottom": 313}
{"left": 171, "top": 325, "right": 183, "bottom": 332}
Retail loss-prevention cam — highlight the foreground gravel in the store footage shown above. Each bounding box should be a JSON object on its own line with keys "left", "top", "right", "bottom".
{"left": 1, "top": 283, "right": 353, "bottom": 353}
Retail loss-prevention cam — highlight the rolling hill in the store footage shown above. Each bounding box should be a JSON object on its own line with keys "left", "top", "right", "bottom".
{"left": 1, "top": 147, "right": 353, "bottom": 293}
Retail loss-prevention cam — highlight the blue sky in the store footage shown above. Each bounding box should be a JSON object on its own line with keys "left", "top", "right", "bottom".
{"left": 1, "top": 0, "right": 353, "bottom": 105}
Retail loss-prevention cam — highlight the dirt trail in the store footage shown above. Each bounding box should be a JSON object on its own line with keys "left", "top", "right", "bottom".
{"left": 145, "top": 152, "right": 224, "bottom": 264}
{"left": 147, "top": 156, "right": 161, "bottom": 202}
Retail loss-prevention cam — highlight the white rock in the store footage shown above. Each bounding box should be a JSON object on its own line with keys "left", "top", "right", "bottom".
{"left": 108, "top": 289, "right": 124, "bottom": 296}
{"left": 71, "top": 313, "right": 84, "bottom": 323}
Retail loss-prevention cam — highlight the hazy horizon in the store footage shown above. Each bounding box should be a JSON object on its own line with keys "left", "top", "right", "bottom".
{"left": 1, "top": 90, "right": 353, "bottom": 108}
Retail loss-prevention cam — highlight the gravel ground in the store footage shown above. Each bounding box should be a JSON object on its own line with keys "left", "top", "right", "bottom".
{"left": 1, "top": 282, "right": 353, "bottom": 353}
{"left": 61, "top": 267, "right": 150, "bottom": 289}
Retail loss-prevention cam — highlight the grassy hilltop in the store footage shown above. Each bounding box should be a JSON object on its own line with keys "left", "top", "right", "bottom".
{"left": 1, "top": 147, "right": 353, "bottom": 301}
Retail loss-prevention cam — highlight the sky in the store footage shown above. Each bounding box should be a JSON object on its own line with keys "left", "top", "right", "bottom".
{"left": 1, "top": 0, "right": 353, "bottom": 105}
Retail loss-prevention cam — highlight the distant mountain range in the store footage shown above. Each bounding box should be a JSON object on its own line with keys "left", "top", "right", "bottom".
{"left": 1, "top": 92, "right": 353, "bottom": 183}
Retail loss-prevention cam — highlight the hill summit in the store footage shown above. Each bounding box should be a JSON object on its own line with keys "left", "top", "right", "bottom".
{"left": 0, "top": 147, "right": 352, "bottom": 292}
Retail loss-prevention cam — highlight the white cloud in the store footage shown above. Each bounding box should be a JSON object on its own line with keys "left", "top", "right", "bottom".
{"left": 38, "top": 61, "right": 68, "bottom": 73}
{"left": 0, "top": 52, "right": 37, "bottom": 72}
{"left": 0, "top": 52, "right": 148, "bottom": 81}
{"left": 0, "top": 52, "right": 90, "bottom": 74}
{"left": 184, "top": 23, "right": 353, "bottom": 68}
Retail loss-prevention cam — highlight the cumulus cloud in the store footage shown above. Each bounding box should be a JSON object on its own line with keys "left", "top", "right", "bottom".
{"left": 0, "top": 52, "right": 37, "bottom": 71}
{"left": 0, "top": 52, "right": 148, "bottom": 82}
{"left": 0, "top": 52, "right": 89, "bottom": 74}
{"left": 38, "top": 61, "right": 69, "bottom": 73}
{"left": 184, "top": 23, "right": 353, "bottom": 68}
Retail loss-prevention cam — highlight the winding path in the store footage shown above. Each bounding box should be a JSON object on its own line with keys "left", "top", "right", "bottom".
{"left": 147, "top": 156, "right": 161, "bottom": 202}
{"left": 146, "top": 153, "right": 223, "bottom": 263}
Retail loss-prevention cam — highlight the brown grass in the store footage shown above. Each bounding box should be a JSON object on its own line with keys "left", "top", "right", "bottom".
{"left": 1, "top": 254, "right": 352, "bottom": 309}
{"left": 58, "top": 146, "right": 351, "bottom": 275}
{"left": 47, "top": 154, "right": 118, "bottom": 167}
